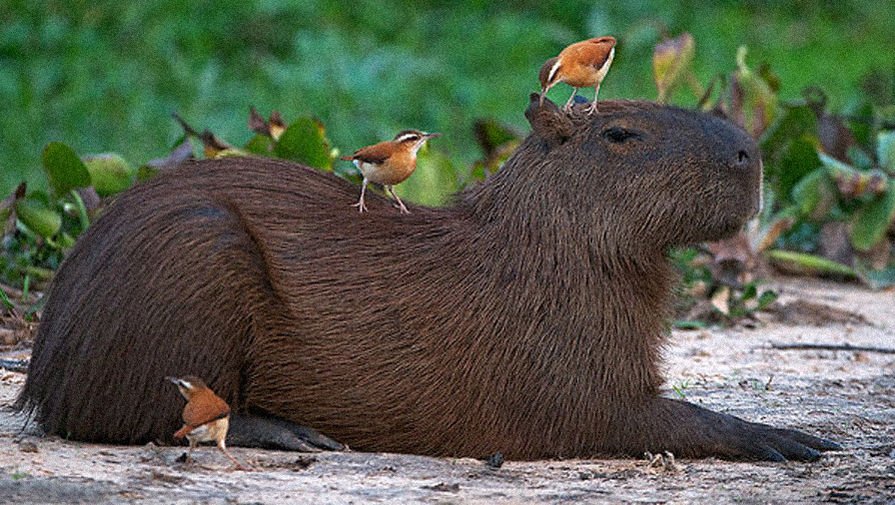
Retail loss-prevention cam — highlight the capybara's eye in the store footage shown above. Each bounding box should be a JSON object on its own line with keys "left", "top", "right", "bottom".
{"left": 601, "top": 127, "right": 639, "bottom": 143}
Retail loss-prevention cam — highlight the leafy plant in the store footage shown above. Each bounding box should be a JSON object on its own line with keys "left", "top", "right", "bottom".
{"left": 760, "top": 92, "right": 895, "bottom": 288}
{"left": 655, "top": 32, "right": 895, "bottom": 302}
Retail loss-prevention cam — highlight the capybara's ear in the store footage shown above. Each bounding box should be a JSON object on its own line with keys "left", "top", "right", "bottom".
{"left": 525, "top": 93, "right": 574, "bottom": 148}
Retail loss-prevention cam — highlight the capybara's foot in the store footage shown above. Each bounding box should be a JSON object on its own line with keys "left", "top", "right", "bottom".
{"left": 615, "top": 398, "right": 841, "bottom": 462}
{"left": 227, "top": 413, "right": 345, "bottom": 452}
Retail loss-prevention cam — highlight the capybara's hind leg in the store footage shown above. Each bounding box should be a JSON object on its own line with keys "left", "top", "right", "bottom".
{"left": 227, "top": 413, "right": 345, "bottom": 452}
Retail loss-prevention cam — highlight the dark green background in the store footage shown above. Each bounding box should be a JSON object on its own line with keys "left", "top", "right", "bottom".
{"left": 2, "top": 0, "right": 893, "bottom": 197}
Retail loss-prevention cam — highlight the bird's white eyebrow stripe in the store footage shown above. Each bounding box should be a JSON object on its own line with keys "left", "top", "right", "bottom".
{"left": 396, "top": 133, "right": 421, "bottom": 142}
{"left": 547, "top": 59, "right": 562, "bottom": 84}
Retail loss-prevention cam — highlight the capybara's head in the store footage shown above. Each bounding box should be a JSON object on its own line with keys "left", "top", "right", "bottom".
{"left": 513, "top": 94, "right": 762, "bottom": 251}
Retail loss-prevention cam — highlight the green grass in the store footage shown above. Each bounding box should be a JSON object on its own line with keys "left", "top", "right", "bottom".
{"left": 2, "top": 0, "right": 894, "bottom": 198}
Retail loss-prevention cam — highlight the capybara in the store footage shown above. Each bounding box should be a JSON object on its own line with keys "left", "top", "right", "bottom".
{"left": 17, "top": 96, "right": 838, "bottom": 461}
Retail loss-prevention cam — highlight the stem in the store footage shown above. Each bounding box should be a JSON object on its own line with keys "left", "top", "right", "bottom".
{"left": 70, "top": 189, "right": 91, "bottom": 231}
{"left": 770, "top": 342, "right": 895, "bottom": 354}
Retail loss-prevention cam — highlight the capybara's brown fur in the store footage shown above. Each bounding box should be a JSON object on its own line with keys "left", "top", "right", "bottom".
{"left": 18, "top": 98, "right": 837, "bottom": 461}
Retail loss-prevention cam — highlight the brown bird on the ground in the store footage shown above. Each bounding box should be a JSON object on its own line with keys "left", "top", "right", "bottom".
{"left": 539, "top": 36, "right": 617, "bottom": 114}
{"left": 167, "top": 375, "right": 247, "bottom": 470}
{"left": 340, "top": 130, "right": 440, "bottom": 214}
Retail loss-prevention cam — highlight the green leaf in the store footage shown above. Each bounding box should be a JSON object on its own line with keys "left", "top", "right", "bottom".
{"left": 0, "top": 287, "right": 13, "bottom": 311}
{"left": 652, "top": 33, "right": 695, "bottom": 103}
{"left": 822, "top": 149, "right": 890, "bottom": 199}
{"left": 819, "top": 151, "right": 861, "bottom": 193}
{"left": 757, "top": 289, "right": 779, "bottom": 309}
{"left": 775, "top": 138, "right": 821, "bottom": 203}
{"left": 136, "top": 165, "right": 159, "bottom": 183}
{"left": 877, "top": 130, "right": 895, "bottom": 173}
{"left": 273, "top": 117, "right": 332, "bottom": 170}
{"left": 848, "top": 145, "right": 874, "bottom": 171}
{"left": 819, "top": 151, "right": 856, "bottom": 173}
{"left": 741, "top": 282, "right": 757, "bottom": 300}
{"left": 56, "top": 231, "right": 77, "bottom": 249}
{"left": 765, "top": 249, "right": 857, "bottom": 278}
{"left": 68, "top": 189, "right": 90, "bottom": 231}
{"left": 395, "top": 147, "right": 459, "bottom": 207}
{"left": 845, "top": 100, "right": 875, "bottom": 148}
{"left": 82, "top": 153, "right": 134, "bottom": 196}
{"left": 244, "top": 134, "right": 274, "bottom": 156}
{"left": 759, "top": 102, "right": 817, "bottom": 156}
{"left": 849, "top": 189, "right": 895, "bottom": 251}
{"left": 15, "top": 197, "right": 62, "bottom": 239}
{"left": 42, "top": 142, "right": 91, "bottom": 196}
{"left": 791, "top": 168, "right": 835, "bottom": 221}
{"left": 673, "top": 320, "right": 707, "bottom": 330}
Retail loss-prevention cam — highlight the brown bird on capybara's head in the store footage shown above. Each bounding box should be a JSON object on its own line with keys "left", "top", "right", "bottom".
{"left": 17, "top": 95, "right": 837, "bottom": 461}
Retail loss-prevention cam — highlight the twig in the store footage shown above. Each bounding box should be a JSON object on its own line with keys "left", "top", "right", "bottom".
{"left": 0, "top": 358, "right": 29, "bottom": 373}
{"left": 770, "top": 342, "right": 895, "bottom": 354}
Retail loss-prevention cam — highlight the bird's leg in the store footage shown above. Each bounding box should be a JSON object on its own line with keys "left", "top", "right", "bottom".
{"left": 563, "top": 88, "right": 579, "bottom": 111}
{"left": 351, "top": 179, "right": 369, "bottom": 213}
{"left": 218, "top": 439, "right": 250, "bottom": 471}
{"left": 386, "top": 186, "right": 410, "bottom": 214}
{"left": 587, "top": 82, "right": 602, "bottom": 114}
{"left": 182, "top": 439, "right": 197, "bottom": 465}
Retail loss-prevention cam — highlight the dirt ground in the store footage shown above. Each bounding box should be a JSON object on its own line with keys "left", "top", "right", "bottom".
{"left": 0, "top": 277, "right": 893, "bottom": 504}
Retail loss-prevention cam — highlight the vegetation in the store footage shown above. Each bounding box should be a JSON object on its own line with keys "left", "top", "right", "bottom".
{"left": 2, "top": 2, "right": 894, "bottom": 322}
{"left": 4, "top": 1, "right": 894, "bottom": 194}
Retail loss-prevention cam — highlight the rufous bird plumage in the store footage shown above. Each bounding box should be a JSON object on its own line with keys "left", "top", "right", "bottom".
{"left": 167, "top": 375, "right": 247, "bottom": 470}
{"left": 341, "top": 130, "right": 440, "bottom": 214}
{"left": 539, "top": 36, "right": 617, "bottom": 114}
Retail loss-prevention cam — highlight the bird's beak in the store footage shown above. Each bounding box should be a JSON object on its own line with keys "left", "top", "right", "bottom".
{"left": 424, "top": 132, "right": 441, "bottom": 139}
{"left": 166, "top": 376, "right": 188, "bottom": 389}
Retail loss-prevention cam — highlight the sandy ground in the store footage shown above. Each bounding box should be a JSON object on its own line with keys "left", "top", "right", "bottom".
{"left": 0, "top": 277, "right": 893, "bottom": 504}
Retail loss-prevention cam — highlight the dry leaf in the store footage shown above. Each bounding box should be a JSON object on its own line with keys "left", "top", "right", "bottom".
{"left": 710, "top": 286, "right": 731, "bottom": 315}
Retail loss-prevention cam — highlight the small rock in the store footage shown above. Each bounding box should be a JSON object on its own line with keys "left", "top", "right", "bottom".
{"left": 18, "top": 440, "right": 38, "bottom": 453}
{"left": 422, "top": 482, "right": 460, "bottom": 493}
{"left": 485, "top": 452, "right": 504, "bottom": 469}
{"left": 290, "top": 456, "right": 316, "bottom": 470}
{"left": 644, "top": 451, "right": 677, "bottom": 472}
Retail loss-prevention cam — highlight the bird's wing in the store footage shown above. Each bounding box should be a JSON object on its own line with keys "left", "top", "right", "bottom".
{"left": 173, "top": 424, "right": 193, "bottom": 439}
{"left": 345, "top": 141, "right": 392, "bottom": 164}
{"left": 576, "top": 42, "right": 613, "bottom": 70}
{"left": 182, "top": 394, "right": 231, "bottom": 428}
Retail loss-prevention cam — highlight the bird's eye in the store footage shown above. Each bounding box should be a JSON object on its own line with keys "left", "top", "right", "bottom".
{"left": 601, "top": 127, "right": 639, "bottom": 143}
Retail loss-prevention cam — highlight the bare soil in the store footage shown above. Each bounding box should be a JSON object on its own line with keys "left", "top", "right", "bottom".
{"left": 1, "top": 277, "right": 893, "bottom": 504}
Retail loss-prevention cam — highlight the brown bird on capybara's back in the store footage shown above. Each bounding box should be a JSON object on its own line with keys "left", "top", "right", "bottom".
{"left": 17, "top": 95, "right": 838, "bottom": 461}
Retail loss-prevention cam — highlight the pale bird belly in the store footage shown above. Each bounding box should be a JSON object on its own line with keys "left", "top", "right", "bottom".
{"left": 186, "top": 417, "right": 229, "bottom": 445}
{"left": 354, "top": 160, "right": 414, "bottom": 185}
{"left": 562, "top": 65, "right": 600, "bottom": 88}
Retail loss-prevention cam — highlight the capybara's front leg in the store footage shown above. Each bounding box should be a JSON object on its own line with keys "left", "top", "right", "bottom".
{"left": 227, "top": 413, "right": 345, "bottom": 452}
{"left": 607, "top": 398, "right": 840, "bottom": 461}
